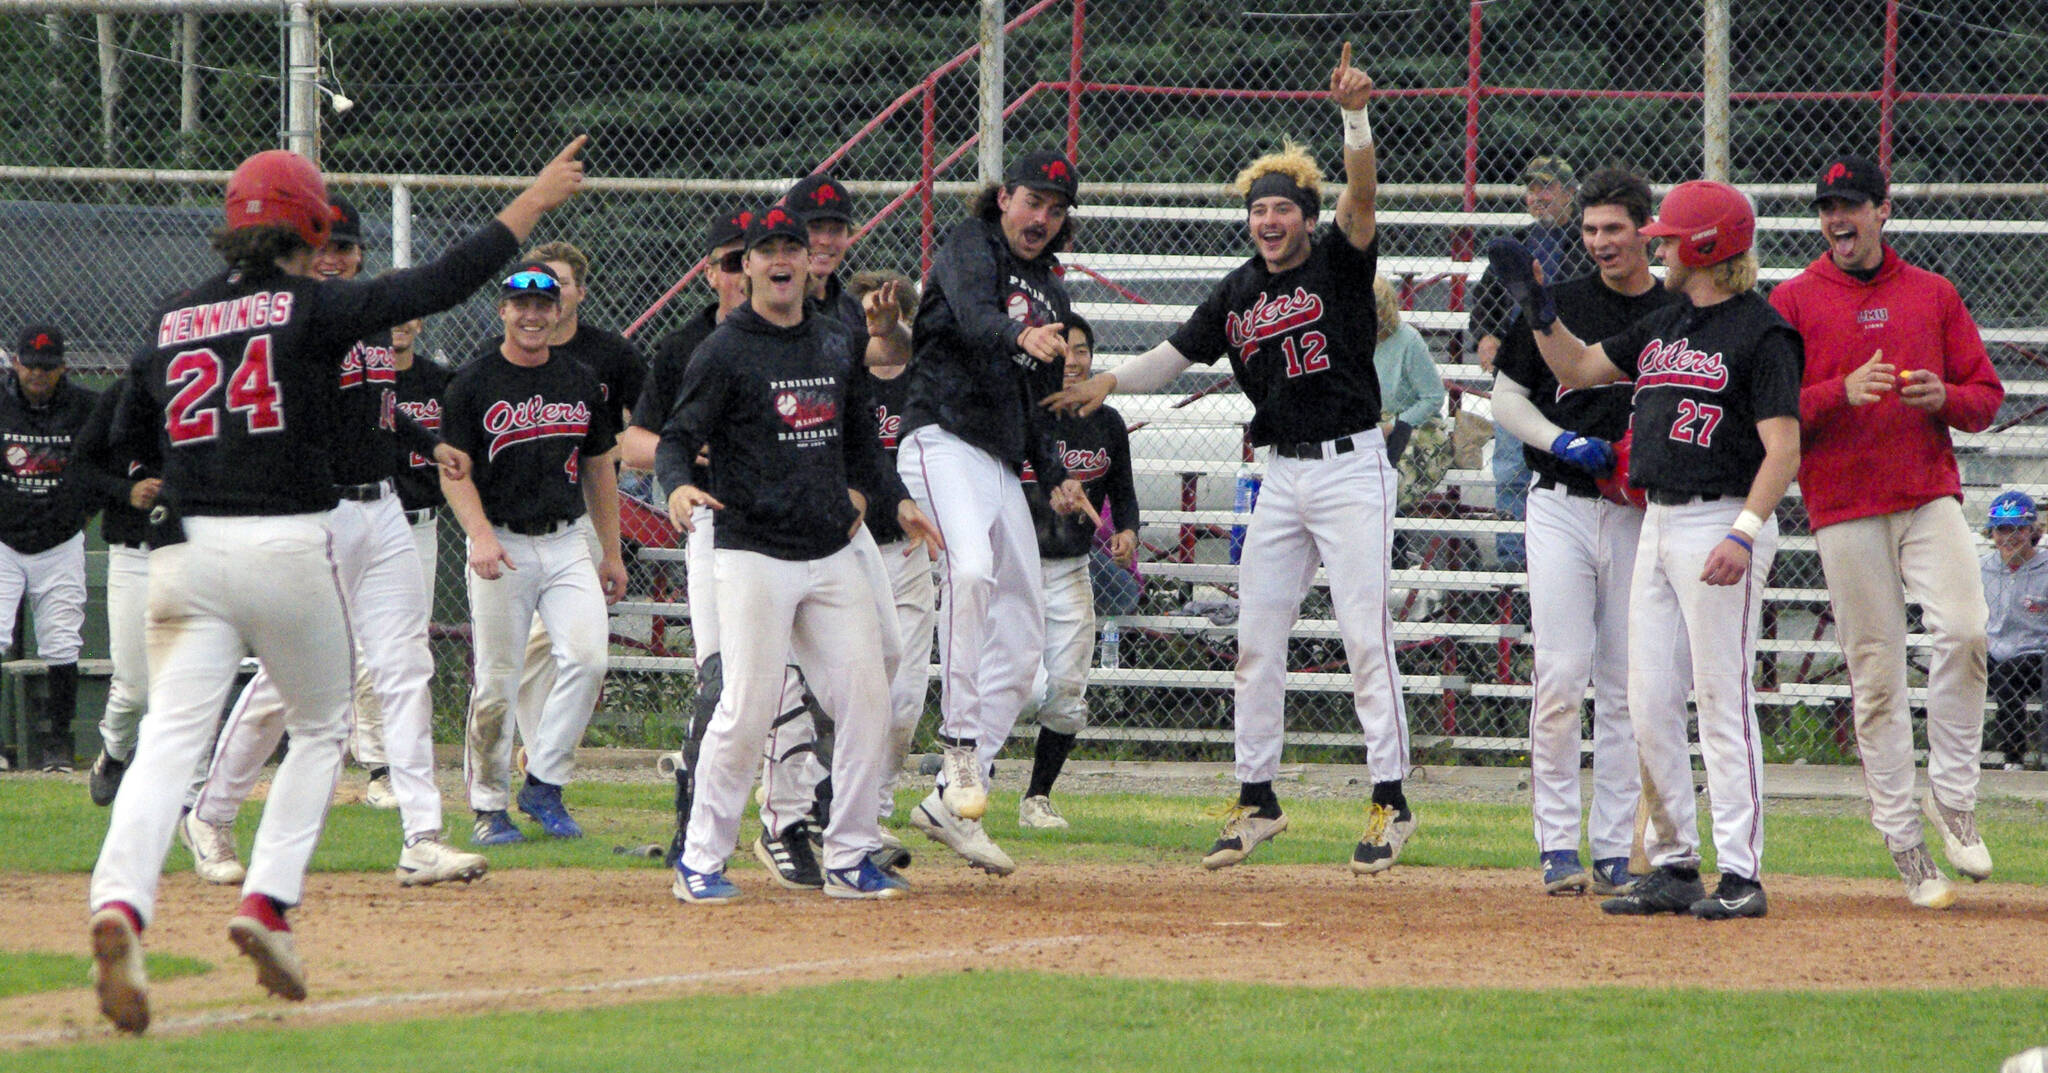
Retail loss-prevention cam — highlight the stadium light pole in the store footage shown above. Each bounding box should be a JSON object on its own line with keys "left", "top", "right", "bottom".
{"left": 285, "top": 0, "right": 319, "bottom": 163}
{"left": 1703, "top": 0, "right": 1731, "bottom": 181}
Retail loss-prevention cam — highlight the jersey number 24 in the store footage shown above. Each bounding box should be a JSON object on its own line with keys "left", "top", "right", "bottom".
{"left": 166, "top": 336, "right": 283, "bottom": 444}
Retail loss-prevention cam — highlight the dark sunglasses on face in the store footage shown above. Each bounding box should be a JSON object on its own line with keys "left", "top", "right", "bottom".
{"left": 717, "top": 250, "right": 745, "bottom": 273}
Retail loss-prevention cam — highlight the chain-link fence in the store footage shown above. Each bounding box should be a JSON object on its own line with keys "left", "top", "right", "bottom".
{"left": 5, "top": 0, "right": 2045, "bottom": 768}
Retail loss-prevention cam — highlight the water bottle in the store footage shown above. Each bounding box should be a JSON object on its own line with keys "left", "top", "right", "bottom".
{"left": 1228, "top": 467, "right": 1261, "bottom": 565}
{"left": 1097, "top": 617, "right": 1120, "bottom": 670}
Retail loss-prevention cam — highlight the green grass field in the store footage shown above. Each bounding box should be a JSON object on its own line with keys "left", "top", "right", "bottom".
{"left": 4, "top": 775, "right": 2045, "bottom": 1070}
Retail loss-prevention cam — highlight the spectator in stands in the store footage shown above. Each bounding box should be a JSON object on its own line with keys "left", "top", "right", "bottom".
{"left": 1373, "top": 275, "right": 1445, "bottom": 466}
{"left": 1470, "top": 156, "right": 1590, "bottom": 570}
{"left": 1982, "top": 491, "right": 2047, "bottom": 771}
{"left": 1770, "top": 152, "right": 2004, "bottom": 910}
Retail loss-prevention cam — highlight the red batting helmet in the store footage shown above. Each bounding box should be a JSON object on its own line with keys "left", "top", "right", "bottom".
{"left": 224, "top": 150, "right": 338, "bottom": 249}
{"left": 1640, "top": 180, "right": 1754, "bottom": 268}
{"left": 1596, "top": 431, "right": 1647, "bottom": 509}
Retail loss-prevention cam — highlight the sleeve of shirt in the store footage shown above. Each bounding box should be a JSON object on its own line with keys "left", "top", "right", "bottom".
{"left": 1934, "top": 280, "right": 2004, "bottom": 433}
{"left": 609, "top": 336, "right": 648, "bottom": 424}
{"left": 439, "top": 373, "right": 484, "bottom": 462}
{"left": 1750, "top": 326, "right": 1805, "bottom": 421}
{"left": 395, "top": 410, "right": 442, "bottom": 460}
{"left": 1468, "top": 262, "right": 1512, "bottom": 342}
{"left": 1166, "top": 285, "right": 1231, "bottom": 367}
{"left": 1024, "top": 379, "right": 1070, "bottom": 490}
{"left": 841, "top": 364, "right": 905, "bottom": 523}
{"left": 67, "top": 386, "right": 136, "bottom": 508}
{"left": 107, "top": 353, "right": 162, "bottom": 478}
{"left": 1320, "top": 224, "right": 1378, "bottom": 287}
{"left": 1599, "top": 318, "right": 1651, "bottom": 381}
{"left": 1770, "top": 282, "right": 1848, "bottom": 427}
{"left": 313, "top": 221, "right": 520, "bottom": 345}
{"left": 929, "top": 226, "right": 1027, "bottom": 365}
{"left": 1393, "top": 327, "right": 1445, "bottom": 427}
{"left": 655, "top": 345, "right": 725, "bottom": 494}
{"left": 1492, "top": 314, "right": 1541, "bottom": 392}
{"left": 580, "top": 369, "right": 619, "bottom": 457}
{"left": 1104, "top": 409, "right": 1141, "bottom": 535}
{"left": 632, "top": 335, "right": 688, "bottom": 434}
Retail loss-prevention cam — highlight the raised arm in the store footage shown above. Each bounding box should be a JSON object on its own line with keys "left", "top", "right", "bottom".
{"left": 1484, "top": 239, "right": 1625, "bottom": 389}
{"left": 1330, "top": 42, "right": 1377, "bottom": 252}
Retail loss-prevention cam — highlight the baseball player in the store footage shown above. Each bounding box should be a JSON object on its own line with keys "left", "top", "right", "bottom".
{"left": 1490, "top": 167, "right": 1675, "bottom": 896}
{"left": 389, "top": 316, "right": 448, "bottom": 594}
{"left": 1493, "top": 177, "right": 1803, "bottom": 921}
{"left": 1016, "top": 314, "right": 1137, "bottom": 828}
{"left": 88, "top": 139, "right": 587, "bottom": 1034}
{"left": 178, "top": 200, "right": 487, "bottom": 890}
{"left": 443, "top": 261, "right": 627, "bottom": 847}
{"left": 656, "top": 206, "right": 942, "bottom": 902}
{"left": 1769, "top": 153, "right": 2003, "bottom": 909}
{"left": 896, "top": 147, "right": 1091, "bottom": 876}
{"left": 1, "top": 325, "right": 125, "bottom": 772}
{"left": 1983, "top": 492, "right": 2047, "bottom": 771}
{"left": 1048, "top": 46, "right": 1416, "bottom": 874}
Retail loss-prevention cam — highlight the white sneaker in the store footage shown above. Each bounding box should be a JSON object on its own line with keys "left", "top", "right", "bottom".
{"left": 1923, "top": 792, "right": 1993, "bottom": 881}
{"left": 939, "top": 745, "right": 988, "bottom": 821}
{"left": 1018, "top": 794, "right": 1070, "bottom": 830}
{"left": 179, "top": 811, "right": 247, "bottom": 885}
{"left": 1202, "top": 805, "right": 1288, "bottom": 870}
{"left": 90, "top": 906, "right": 149, "bottom": 1034}
{"left": 911, "top": 790, "right": 1014, "bottom": 875}
{"left": 1892, "top": 843, "right": 1956, "bottom": 909}
{"left": 364, "top": 771, "right": 398, "bottom": 810}
{"left": 396, "top": 836, "right": 490, "bottom": 887}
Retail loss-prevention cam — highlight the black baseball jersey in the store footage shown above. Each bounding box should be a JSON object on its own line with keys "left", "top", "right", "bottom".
{"left": 903, "top": 216, "right": 1070, "bottom": 487}
{"left": 442, "top": 348, "right": 617, "bottom": 528}
{"left": 1600, "top": 290, "right": 1803, "bottom": 497}
{"left": 656, "top": 305, "right": 904, "bottom": 562}
{"left": 111, "top": 222, "right": 520, "bottom": 518}
{"left": 634, "top": 304, "right": 719, "bottom": 435}
{"left": 69, "top": 377, "right": 152, "bottom": 548}
{"left": 866, "top": 369, "right": 911, "bottom": 544}
{"left": 392, "top": 358, "right": 453, "bottom": 511}
{"left": 1022, "top": 403, "right": 1140, "bottom": 560}
{"left": 331, "top": 331, "right": 443, "bottom": 487}
{"left": 1495, "top": 273, "right": 1679, "bottom": 496}
{"left": 0, "top": 376, "right": 122, "bottom": 554}
{"left": 1168, "top": 226, "right": 1382, "bottom": 447}
{"left": 551, "top": 323, "right": 645, "bottom": 434}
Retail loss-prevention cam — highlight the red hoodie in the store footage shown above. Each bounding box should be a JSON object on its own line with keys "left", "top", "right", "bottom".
{"left": 1770, "top": 245, "right": 2003, "bottom": 530}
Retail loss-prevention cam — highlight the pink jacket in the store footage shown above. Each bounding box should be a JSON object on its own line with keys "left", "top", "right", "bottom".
{"left": 1770, "top": 246, "right": 2003, "bottom": 530}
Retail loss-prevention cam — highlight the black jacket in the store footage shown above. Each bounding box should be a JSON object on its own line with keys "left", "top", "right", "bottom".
{"left": 0, "top": 375, "right": 125, "bottom": 553}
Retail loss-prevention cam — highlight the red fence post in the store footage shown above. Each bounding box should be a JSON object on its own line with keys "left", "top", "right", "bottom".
{"left": 1067, "top": 0, "right": 1086, "bottom": 164}
{"left": 1879, "top": 0, "right": 1899, "bottom": 170}
{"left": 920, "top": 79, "right": 937, "bottom": 280}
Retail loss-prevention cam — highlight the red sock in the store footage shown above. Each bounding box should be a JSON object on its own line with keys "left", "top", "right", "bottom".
{"left": 98, "top": 900, "right": 144, "bottom": 934}
{"left": 235, "top": 893, "right": 291, "bottom": 932}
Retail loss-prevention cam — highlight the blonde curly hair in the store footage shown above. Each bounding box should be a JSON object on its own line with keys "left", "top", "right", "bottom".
{"left": 1233, "top": 140, "right": 1324, "bottom": 204}
{"left": 1372, "top": 275, "right": 1401, "bottom": 342}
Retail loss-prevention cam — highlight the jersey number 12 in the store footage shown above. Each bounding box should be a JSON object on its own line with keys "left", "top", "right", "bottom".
{"left": 166, "top": 335, "right": 284, "bottom": 444}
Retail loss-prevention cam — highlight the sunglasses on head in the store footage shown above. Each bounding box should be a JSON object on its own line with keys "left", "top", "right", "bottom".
{"left": 716, "top": 250, "right": 745, "bottom": 273}
{"left": 503, "top": 269, "right": 560, "bottom": 293}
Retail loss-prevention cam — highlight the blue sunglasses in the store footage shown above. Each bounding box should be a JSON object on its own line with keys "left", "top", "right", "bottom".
{"left": 502, "top": 269, "right": 561, "bottom": 294}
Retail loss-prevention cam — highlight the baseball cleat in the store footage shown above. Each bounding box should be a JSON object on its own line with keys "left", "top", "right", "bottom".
{"left": 363, "top": 769, "right": 398, "bottom": 810}
{"left": 90, "top": 904, "right": 149, "bottom": 1034}
{"left": 179, "top": 810, "right": 247, "bottom": 885}
{"left": 516, "top": 782, "right": 585, "bottom": 839}
{"left": 823, "top": 858, "right": 911, "bottom": 900}
{"left": 1689, "top": 872, "right": 1768, "bottom": 920}
{"left": 88, "top": 751, "right": 127, "bottom": 807}
{"left": 1892, "top": 842, "right": 1957, "bottom": 910}
{"left": 1201, "top": 805, "right": 1288, "bottom": 870}
{"left": 911, "top": 790, "right": 1015, "bottom": 875}
{"left": 1600, "top": 864, "right": 1706, "bottom": 916}
{"left": 1018, "top": 794, "right": 1070, "bottom": 830}
{"left": 1589, "top": 857, "right": 1637, "bottom": 896}
{"left": 396, "top": 836, "right": 490, "bottom": 887}
{"left": 471, "top": 810, "right": 526, "bottom": 846}
{"left": 753, "top": 822, "right": 825, "bottom": 890}
{"left": 1541, "top": 850, "right": 1590, "bottom": 895}
{"left": 938, "top": 744, "right": 988, "bottom": 821}
{"left": 1922, "top": 792, "right": 1992, "bottom": 881}
{"left": 228, "top": 894, "right": 308, "bottom": 1001}
{"left": 1350, "top": 804, "right": 1416, "bottom": 875}
{"left": 672, "top": 862, "right": 742, "bottom": 904}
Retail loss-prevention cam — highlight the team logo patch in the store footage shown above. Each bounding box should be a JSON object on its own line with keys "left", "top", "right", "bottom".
{"left": 1224, "top": 287, "right": 1325, "bottom": 361}
{"left": 808, "top": 184, "right": 841, "bottom": 207}
{"left": 1825, "top": 161, "right": 1852, "bottom": 186}
{"left": 773, "top": 388, "right": 838, "bottom": 431}
{"left": 1058, "top": 440, "right": 1110, "bottom": 484}
{"left": 875, "top": 404, "right": 901, "bottom": 449}
{"left": 480, "top": 395, "right": 590, "bottom": 461}
{"left": 1633, "top": 337, "right": 1730, "bottom": 395}
{"left": 338, "top": 341, "right": 397, "bottom": 389}
{"left": 1041, "top": 159, "right": 1070, "bottom": 183}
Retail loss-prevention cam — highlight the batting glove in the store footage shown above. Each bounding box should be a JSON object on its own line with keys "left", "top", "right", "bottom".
{"left": 1550, "top": 431, "right": 1615, "bottom": 474}
{"left": 1483, "top": 237, "right": 1557, "bottom": 330}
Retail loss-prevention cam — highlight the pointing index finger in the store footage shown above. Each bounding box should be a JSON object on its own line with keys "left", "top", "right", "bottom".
{"left": 554, "top": 134, "right": 591, "bottom": 164}
{"left": 1339, "top": 41, "right": 1351, "bottom": 70}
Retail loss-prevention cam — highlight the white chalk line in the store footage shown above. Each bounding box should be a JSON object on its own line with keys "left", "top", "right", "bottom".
{"left": 4, "top": 933, "right": 1097, "bottom": 1048}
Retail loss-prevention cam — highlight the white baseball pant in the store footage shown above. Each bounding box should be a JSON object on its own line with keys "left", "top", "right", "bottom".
{"left": 0, "top": 532, "right": 86, "bottom": 662}
{"left": 877, "top": 538, "right": 937, "bottom": 819}
{"left": 1629, "top": 497, "right": 1778, "bottom": 880}
{"left": 896, "top": 425, "right": 1044, "bottom": 774}
{"left": 1234, "top": 432, "right": 1408, "bottom": 786}
{"left": 1815, "top": 497, "right": 1988, "bottom": 851}
{"left": 514, "top": 514, "right": 602, "bottom": 756}
{"left": 682, "top": 543, "right": 891, "bottom": 873}
{"left": 464, "top": 521, "right": 607, "bottom": 810}
{"left": 1524, "top": 484, "right": 1642, "bottom": 860}
{"left": 199, "top": 492, "right": 443, "bottom": 839}
{"left": 96, "top": 543, "right": 150, "bottom": 762}
{"left": 1021, "top": 554, "right": 1094, "bottom": 737}
{"left": 90, "top": 514, "right": 353, "bottom": 921}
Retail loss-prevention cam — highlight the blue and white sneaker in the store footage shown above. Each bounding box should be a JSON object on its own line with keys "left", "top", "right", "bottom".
{"left": 517, "top": 782, "right": 585, "bottom": 839}
{"left": 673, "top": 862, "right": 742, "bottom": 904}
{"left": 1590, "top": 857, "right": 1637, "bottom": 895}
{"left": 471, "top": 810, "right": 526, "bottom": 847}
{"left": 1541, "top": 849, "right": 1589, "bottom": 895}
{"left": 823, "top": 858, "right": 910, "bottom": 900}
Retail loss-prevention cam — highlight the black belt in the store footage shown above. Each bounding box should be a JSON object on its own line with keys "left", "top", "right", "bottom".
{"left": 335, "top": 480, "right": 389, "bottom": 502}
{"left": 1271, "top": 432, "right": 1365, "bottom": 461}
{"left": 1532, "top": 474, "right": 1600, "bottom": 500}
{"left": 404, "top": 507, "right": 436, "bottom": 525}
{"left": 1647, "top": 490, "right": 1723, "bottom": 506}
{"left": 504, "top": 517, "right": 574, "bottom": 536}
{"left": 108, "top": 540, "right": 146, "bottom": 551}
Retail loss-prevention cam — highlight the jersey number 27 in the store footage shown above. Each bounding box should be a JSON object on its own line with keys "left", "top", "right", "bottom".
{"left": 166, "top": 336, "right": 284, "bottom": 444}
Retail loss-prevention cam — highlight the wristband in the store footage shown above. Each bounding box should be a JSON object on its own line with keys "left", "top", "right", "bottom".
{"left": 1725, "top": 533, "right": 1754, "bottom": 553}
{"left": 1731, "top": 510, "right": 1766, "bottom": 540}
{"left": 1342, "top": 105, "right": 1373, "bottom": 150}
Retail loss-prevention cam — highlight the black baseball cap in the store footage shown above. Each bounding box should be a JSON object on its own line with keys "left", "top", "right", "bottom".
{"left": 1813, "top": 154, "right": 1887, "bottom": 206}
{"left": 786, "top": 173, "right": 854, "bottom": 225}
{"left": 14, "top": 325, "right": 63, "bottom": 368}
{"left": 500, "top": 261, "right": 562, "bottom": 301}
{"left": 706, "top": 206, "right": 752, "bottom": 251}
{"left": 1005, "top": 150, "right": 1080, "bottom": 206}
{"left": 329, "top": 197, "right": 363, "bottom": 245}
{"left": 745, "top": 204, "right": 809, "bottom": 250}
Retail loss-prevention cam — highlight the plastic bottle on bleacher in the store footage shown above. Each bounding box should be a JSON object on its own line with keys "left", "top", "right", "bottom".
{"left": 1097, "top": 617, "right": 1120, "bottom": 670}
{"left": 1229, "top": 467, "right": 1261, "bottom": 564}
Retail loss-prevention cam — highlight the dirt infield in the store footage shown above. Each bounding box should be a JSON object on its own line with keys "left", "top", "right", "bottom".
{"left": 6, "top": 860, "right": 2048, "bottom": 1048}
